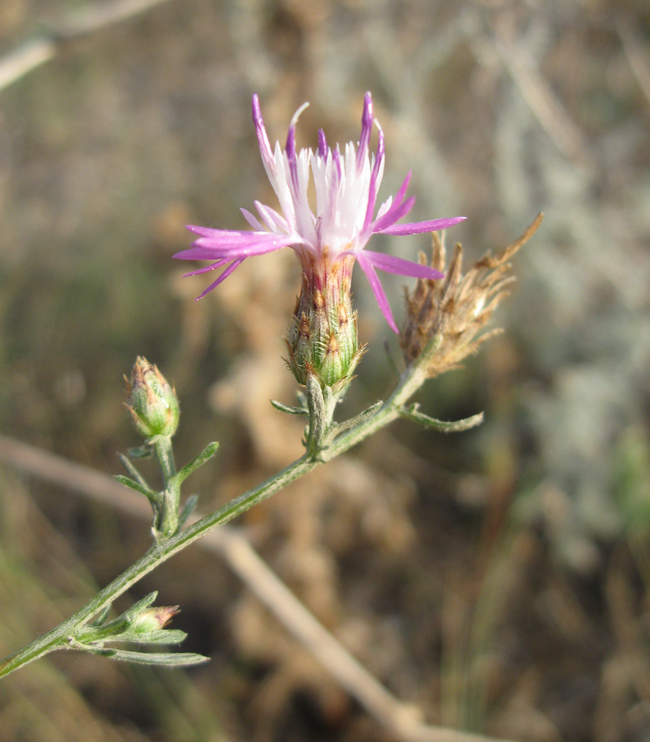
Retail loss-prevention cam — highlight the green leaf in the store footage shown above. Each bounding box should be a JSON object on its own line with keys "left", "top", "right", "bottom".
{"left": 89, "top": 647, "right": 118, "bottom": 658}
{"left": 270, "top": 399, "right": 308, "bottom": 415}
{"left": 88, "top": 604, "right": 112, "bottom": 628}
{"left": 399, "top": 404, "right": 484, "bottom": 433}
{"left": 118, "top": 453, "right": 150, "bottom": 489}
{"left": 77, "top": 592, "right": 158, "bottom": 642}
{"left": 127, "top": 629, "right": 188, "bottom": 645}
{"left": 305, "top": 374, "right": 327, "bottom": 456}
{"left": 125, "top": 591, "right": 158, "bottom": 616}
{"left": 102, "top": 649, "right": 210, "bottom": 667}
{"left": 175, "top": 442, "right": 220, "bottom": 484}
{"left": 296, "top": 390, "right": 308, "bottom": 408}
{"left": 128, "top": 445, "right": 153, "bottom": 459}
{"left": 114, "top": 475, "right": 160, "bottom": 502}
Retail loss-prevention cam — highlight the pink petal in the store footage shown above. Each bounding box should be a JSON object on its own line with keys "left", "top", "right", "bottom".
{"left": 378, "top": 216, "right": 466, "bottom": 236}
{"left": 190, "top": 233, "right": 295, "bottom": 250}
{"left": 174, "top": 235, "right": 296, "bottom": 261}
{"left": 252, "top": 94, "right": 276, "bottom": 177}
{"left": 356, "top": 92, "right": 373, "bottom": 169}
{"left": 318, "top": 129, "right": 328, "bottom": 157}
{"left": 371, "top": 196, "right": 416, "bottom": 233}
{"left": 254, "top": 201, "right": 288, "bottom": 232}
{"left": 240, "top": 208, "right": 265, "bottom": 231}
{"left": 186, "top": 225, "right": 275, "bottom": 241}
{"left": 363, "top": 250, "right": 444, "bottom": 280}
{"left": 196, "top": 259, "right": 245, "bottom": 300}
{"left": 388, "top": 171, "right": 412, "bottom": 210}
{"left": 186, "top": 224, "right": 228, "bottom": 237}
{"left": 285, "top": 102, "right": 309, "bottom": 195}
{"left": 362, "top": 124, "right": 386, "bottom": 235}
{"left": 357, "top": 252, "right": 399, "bottom": 334}
{"left": 183, "top": 259, "right": 228, "bottom": 277}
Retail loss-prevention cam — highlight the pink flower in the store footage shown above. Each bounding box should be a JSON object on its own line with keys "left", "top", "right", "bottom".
{"left": 175, "top": 93, "right": 465, "bottom": 333}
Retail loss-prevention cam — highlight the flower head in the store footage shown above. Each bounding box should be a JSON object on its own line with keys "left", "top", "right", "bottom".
{"left": 401, "top": 214, "right": 543, "bottom": 378}
{"left": 175, "top": 92, "right": 465, "bottom": 334}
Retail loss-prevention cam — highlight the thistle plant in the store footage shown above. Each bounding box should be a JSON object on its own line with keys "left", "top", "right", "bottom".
{"left": 0, "top": 91, "right": 540, "bottom": 681}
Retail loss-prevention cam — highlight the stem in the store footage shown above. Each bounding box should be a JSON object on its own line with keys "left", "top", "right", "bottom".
{"left": 0, "top": 361, "right": 432, "bottom": 679}
{"left": 324, "top": 365, "right": 424, "bottom": 459}
{"left": 154, "top": 435, "right": 176, "bottom": 482}
{"left": 0, "top": 454, "right": 315, "bottom": 678}
{"left": 154, "top": 435, "right": 180, "bottom": 538}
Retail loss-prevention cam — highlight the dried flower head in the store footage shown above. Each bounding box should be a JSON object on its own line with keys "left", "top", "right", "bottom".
{"left": 401, "top": 214, "right": 543, "bottom": 378}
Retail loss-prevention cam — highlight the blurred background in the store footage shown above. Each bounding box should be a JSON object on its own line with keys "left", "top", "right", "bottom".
{"left": 0, "top": 0, "right": 649, "bottom": 740}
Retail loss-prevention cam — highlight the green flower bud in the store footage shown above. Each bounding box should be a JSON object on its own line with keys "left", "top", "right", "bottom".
{"left": 286, "top": 255, "right": 363, "bottom": 392}
{"left": 131, "top": 605, "right": 180, "bottom": 634}
{"left": 125, "top": 357, "right": 179, "bottom": 439}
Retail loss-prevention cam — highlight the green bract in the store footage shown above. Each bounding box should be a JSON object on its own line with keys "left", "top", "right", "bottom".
{"left": 126, "top": 357, "right": 180, "bottom": 439}
{"left": 286, "top": 255, "right": 363, "bottom": 392}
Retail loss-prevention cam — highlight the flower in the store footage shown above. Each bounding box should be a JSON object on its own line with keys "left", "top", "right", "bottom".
{"left": 174, "top": 92, "right": 465, "bottom": 333}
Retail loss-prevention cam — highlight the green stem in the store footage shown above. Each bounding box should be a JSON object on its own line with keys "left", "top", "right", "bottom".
{"left": 154, "top": 435, "right": 176, "bottom": 482}
{"left": 0, "top": 454, "right": 315, "bottom": 678}
{"left": 154, "top": 435, "right": 180, "bottom": 538}
{"left": 0, "top": 361, "right": 436, "bottom": 679}
{"left": 324, "top": 365, "right": 424, "bottom": 459}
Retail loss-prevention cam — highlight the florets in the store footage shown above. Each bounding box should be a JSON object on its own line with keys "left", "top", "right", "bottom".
{"left": 175, "top": 93, "right": 466, "bottom": 389}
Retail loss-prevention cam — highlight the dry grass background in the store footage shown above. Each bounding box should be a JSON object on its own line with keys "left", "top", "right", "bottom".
{"left": 0, "top": 0, "right": 650, "bottom": 740}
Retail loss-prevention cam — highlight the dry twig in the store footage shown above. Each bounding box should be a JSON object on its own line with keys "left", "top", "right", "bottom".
{"left": 0, "top": 0, "right": 173, "bottom": 93}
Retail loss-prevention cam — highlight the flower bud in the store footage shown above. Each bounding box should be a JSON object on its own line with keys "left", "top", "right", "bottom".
{"left": 286, "top": 254, "right": 363, "bottom": 392}
{"left": 131, "top": 605, "right": 180, "bottom": 634}
{"left": 125, "top": 357, "right": 180, "bottom": 439}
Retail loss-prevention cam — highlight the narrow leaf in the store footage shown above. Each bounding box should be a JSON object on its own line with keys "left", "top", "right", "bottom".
{"left": 399, "top": 405, "right": 484, "bottom": 433}
{"left": 128, "top": 445, "right": 153, "bottom": 459}
{"left": 118, "top": 453, "right": 149, "bottom": 489}
{"left": 88, "top": 604, "right": 112, "bottom": 628}
{"left": 114, "top": 475, "right": 159, "bottom": 502}
{"left": 103, "top": 649, "right": 210, "bottom": 667}
{"left": 175, "top": 442, "right": 220, "bottom": 484}
{"left": 305, "top": 374, "right": 327, "bottom": 455}
{"left": 270, "top": 399, "right": 308, "bottom": 415}
{"left": 127, "top": 629, "right": 188, "bottom": 645}
{"left": 296, "top": 390, "right": 308, "bottom": 409}
{"left": 125, "top": 591, "right": 159, "bottom": 618}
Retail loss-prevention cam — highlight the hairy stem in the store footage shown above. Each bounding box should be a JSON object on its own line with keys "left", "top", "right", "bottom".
{"left": 154, "top": 435, "right": 180, "bottom": 538}
{"left": 0, "top": 361, "right": 437, "bottom": 679}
